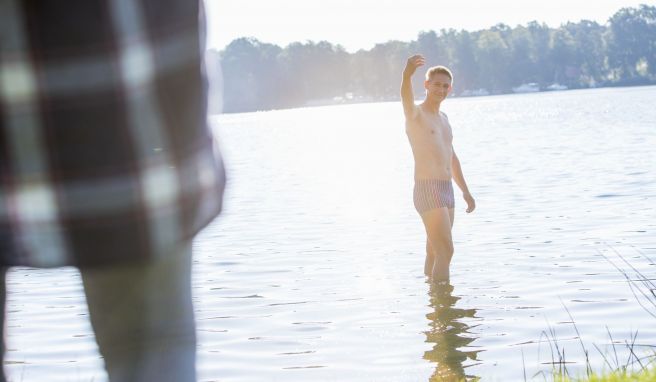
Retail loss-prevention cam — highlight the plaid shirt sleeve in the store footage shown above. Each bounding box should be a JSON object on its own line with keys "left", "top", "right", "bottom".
{"left": 0, "top": 0, "right": 225, "bottom": 267}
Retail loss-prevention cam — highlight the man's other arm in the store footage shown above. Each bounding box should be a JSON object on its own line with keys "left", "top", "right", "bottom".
{"left": 452, "top": 149, "right": 476, "bottom": 213}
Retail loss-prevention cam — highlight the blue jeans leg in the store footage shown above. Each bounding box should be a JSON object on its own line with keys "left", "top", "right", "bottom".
{"left": 80, "top": 244, "right": 196, "bottom": 382}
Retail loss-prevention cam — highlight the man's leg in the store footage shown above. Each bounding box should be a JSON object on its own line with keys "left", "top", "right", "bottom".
{"left": 80, "top": 244, "right": 196, "bottom": 382}
{"left": 424, "top": 208, "right": 455, "bottom": 278}
{"left": 421, "top": 208, "right": 454, "bottom": 282}
{"left": 424, "top": 208, "right": 455, "bottom": 277}
{"left": 0, "top": 268, "right": 6, "bottom": 382}
{"left": 424, "top": 240, "right": 435, "bottom": 277}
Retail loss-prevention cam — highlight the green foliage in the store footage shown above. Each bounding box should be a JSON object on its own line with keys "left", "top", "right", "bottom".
{"left": 217, "top": 6, "right": 656, "bottom": 113}
{"left": 553, "top": 366, "right": 656, "bottom": 382}
{"left": 608, "top": 5, "right": 656, "bottom": 81}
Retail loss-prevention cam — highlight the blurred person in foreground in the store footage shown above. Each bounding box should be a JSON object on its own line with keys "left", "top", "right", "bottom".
{"left": 401, "top": 54, "right": 475, "bottom": 283}
{"left": 0, "top": 0, "right": 225, "bottom": 381}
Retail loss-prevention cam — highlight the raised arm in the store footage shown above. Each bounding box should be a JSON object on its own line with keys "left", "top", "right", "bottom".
{"left": 401, "top": 54, "right": 425, "bottom": 119}
{"left": 451, "top": 149, "right": 476, "bottom": 213}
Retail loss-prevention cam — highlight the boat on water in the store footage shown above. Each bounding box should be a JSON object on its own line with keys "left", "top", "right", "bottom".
{"left": 460, "top": 88, "right": 490, "bottom": 97}
{"left": 546, "top": 83, "right": 568, "bottom": 91}
{"left": 512, "top": 82, "right": 540, "bottom": 93}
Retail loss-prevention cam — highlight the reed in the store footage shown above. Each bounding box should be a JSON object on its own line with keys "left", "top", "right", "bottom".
{"left": 531, "top": 245, "right": 656, "bottom": 382}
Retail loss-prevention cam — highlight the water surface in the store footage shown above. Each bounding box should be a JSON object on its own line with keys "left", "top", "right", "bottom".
{"left": 5, "top": 86, "right": 656, "bottom": 381}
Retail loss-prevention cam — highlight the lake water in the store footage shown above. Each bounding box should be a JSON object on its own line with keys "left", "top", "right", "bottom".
{"left": 4, "top": 86, "right": 656, "bottom": 381}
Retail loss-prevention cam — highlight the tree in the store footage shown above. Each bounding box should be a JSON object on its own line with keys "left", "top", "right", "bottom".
{"left": 608, "top": 5, "right": 656, "bottom": 81}
{"left": 220, "top": 37, "right": 282, "bottom": 112}
{"left": 475, "top": 30, "right": 511, "bottom": 92}
{"left": 550, "top": 28, "right": 578, "bottom": 86}
{"left": 440, "top": 29, "right": 477, "bottom": 94}
{"left": 507, "top": 26, "right": 538, "bottom": 87}
{"left": 565, "top": 20, "right": 606, "bottom": 87}
{"left": 527, "top": 21, "right": 554, "bottom": 85}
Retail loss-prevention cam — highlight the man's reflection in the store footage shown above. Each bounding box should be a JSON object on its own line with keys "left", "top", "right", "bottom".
{"left": 424, "top": 282, "right": 479, "bottom": 381}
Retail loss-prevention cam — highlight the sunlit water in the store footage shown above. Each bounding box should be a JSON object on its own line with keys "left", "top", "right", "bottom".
{"left": 4, "top": 86, "right": 656, "bottom": 381}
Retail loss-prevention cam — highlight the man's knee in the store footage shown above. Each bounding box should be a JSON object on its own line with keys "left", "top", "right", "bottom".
{"left": 428, "top": 237, "right": 453, "bottom": 257}
{"left": 442, "top": 240, "right": 454, "bottom": 257}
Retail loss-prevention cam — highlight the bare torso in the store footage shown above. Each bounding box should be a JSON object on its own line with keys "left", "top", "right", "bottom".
{"left": 405, "top": 105, "right": 453, "bottom": 180}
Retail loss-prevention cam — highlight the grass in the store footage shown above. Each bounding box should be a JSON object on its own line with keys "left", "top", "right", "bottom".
{"left": 532, "top": 245, "right": 656, "bottom": 382}
{"left": 554, "top": 366, "right": 656, "bottom": 382}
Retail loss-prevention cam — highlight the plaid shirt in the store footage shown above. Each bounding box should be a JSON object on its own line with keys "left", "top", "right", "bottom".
{"left": 0, "top": 0, "right": 225, "bottom": 267}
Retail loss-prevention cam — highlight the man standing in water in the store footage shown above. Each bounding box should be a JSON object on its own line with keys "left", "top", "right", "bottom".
{"left": 401, "top": 54, "right": 476, "bottom": 282}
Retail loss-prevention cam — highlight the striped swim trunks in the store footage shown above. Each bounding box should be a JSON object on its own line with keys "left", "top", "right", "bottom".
{"left": 413, "top": 179, "right": 455, "bottom": 214}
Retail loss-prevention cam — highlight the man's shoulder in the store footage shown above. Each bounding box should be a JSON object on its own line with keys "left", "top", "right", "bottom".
{"left": 439, "top": 111, "right": 452, "bottom": 127}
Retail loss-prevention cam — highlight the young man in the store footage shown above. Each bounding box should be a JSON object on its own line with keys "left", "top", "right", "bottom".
{"left": 401, "top": 54, "right": 475, "bottom": 282}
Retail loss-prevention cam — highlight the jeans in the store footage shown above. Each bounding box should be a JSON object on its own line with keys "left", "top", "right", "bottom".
{"left": 1, "top": 244, "right": 196, "bottom": 382}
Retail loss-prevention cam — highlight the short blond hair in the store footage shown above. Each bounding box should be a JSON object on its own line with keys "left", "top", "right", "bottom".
{"left": 425, "top": 66, "right": 453, "bottom": 83}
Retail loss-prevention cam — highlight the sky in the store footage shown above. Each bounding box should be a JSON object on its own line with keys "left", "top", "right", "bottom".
{"left": 204, "top": 0, "right": 651, "bottom": 52}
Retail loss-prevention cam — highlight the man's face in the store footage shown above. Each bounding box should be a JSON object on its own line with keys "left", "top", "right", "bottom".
{"left": 424, "top": 73, "right": 452, "bottom": 100}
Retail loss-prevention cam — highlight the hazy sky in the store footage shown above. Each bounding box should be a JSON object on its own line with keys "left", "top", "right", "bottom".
{"left": 204, "top": 0, "right": 650, "bottom": 52}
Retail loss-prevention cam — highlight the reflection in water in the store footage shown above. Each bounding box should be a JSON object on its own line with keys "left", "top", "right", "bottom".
{"left": 424, "top": 282, "right": 479, "bottom": 382}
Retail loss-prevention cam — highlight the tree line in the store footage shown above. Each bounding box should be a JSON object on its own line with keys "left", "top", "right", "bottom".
{"left": 208, "top": 5, "right": 656, "bottom": 113}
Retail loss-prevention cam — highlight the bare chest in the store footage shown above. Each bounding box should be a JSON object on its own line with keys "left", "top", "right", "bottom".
{"left": 407, "top": 113, "right": 453, "bottom": 147}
